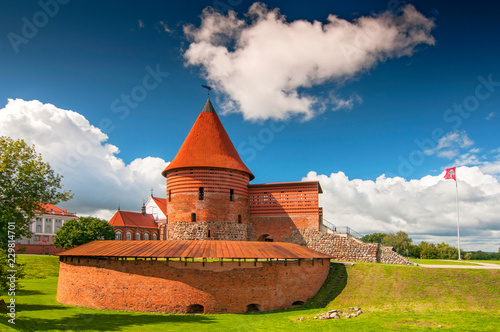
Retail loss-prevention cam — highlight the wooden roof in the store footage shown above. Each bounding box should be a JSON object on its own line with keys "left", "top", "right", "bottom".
{"left": 162, "top": 99, "right": 254, "bottom": 180}
{"left": 57, "top": 240, "right": 333, "bottom": 259}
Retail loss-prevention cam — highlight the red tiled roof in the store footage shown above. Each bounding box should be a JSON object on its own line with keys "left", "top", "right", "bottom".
{"left": 108, "top": 211, "right": 157, "bottom": 230}
{"left": 36, "top": 203, "right": 77, "bottom": 217}
{"left": 162, "top": 99, "right": 254, "bottom": 180}
{"left": 56, "top": 240, "right": 334, "bottom": 259}
{"left": 151, "top": 196, "right": 167, "bottom": 215}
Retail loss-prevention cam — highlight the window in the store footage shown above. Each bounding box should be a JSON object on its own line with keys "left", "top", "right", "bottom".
{"left": 116, "top": 232, "right": 122, "bottom": 240}
{"left": 230, "top": 189, "right": 234, "bottom": 202}
{"left": 35, "top": 236, "right": 40, "bottom": 241}
{"left": 191, "top": 213, "right": 196, "bottom": 223}
{"left": 126, "top": 232, "right": 131, "bottom": 241}
{"left": 168, "top": 190, "right": 172, "bottom": 202}
{"left": 37, "top": 218, "right": 42, "bottom": 222}
{"left": 152, "top": 233, "right": 157, "bottom": 240}
{"left": 44, "top": 236, "right": 49, "bottom": 242}
{"left": 199, "top": 187, "right": 204, "bottom": 200}
{"left": 45, "top": 218, "right": 52, "bottom": 223}
{"left": 45, "top": 225, "right": 52, "bottom": 233}
{"left": 136, "top": 233, "right": 141, "bottom": 241}
{"left": 144, "top": 233, "right": 149, "bottom": 241}
{"left": 207, "top": 230, "right": 211, "bottom": 238}
{"left": 36, "top": 225, "right": 42, "bottom": 232}
{"left": 238, "top": 215, "right": 242, "bottom": 224}
{"left": 55, "top": 226, "right": 60, "bottom": 232}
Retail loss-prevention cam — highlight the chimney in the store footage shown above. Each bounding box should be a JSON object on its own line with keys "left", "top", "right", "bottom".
{"left": 141, "top": 202, "right": 146, "bottom": 216}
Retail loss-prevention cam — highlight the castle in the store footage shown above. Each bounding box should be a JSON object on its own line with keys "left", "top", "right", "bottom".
{"left": 56, "top": 99, "right": 413, "bottom": 314}
{"left": 109, "top": 98, "right": 324, "bottom": 244}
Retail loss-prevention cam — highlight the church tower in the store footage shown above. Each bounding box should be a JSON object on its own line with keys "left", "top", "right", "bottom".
{"left": 161, "top": 99, "right": 254, "bottom": 239}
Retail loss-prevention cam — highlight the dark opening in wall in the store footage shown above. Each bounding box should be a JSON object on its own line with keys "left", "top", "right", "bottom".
{"left": 199, "top": 187, "right": 204, "bottom": 200}
{"left": 168, "top": 190, "right": 171, "bottom": 202}
{"left": 292, "top": 301, "right": 305, "bottom": 306}
{"left": 246, "top": 303, "right": 261, "bottom": 313}
{"left": 191, "top": 213, "right": 196, "bottom": 223}
{"left": 187, "top": 304, "right": 204, "bottom": 314}
{"left": 238, "top": 215, "right": 242, "bottom": 224}
{"left": 230, "top": 189, "right": 234, "bottom": 201}
{"left": 257, "top": 234, "right": 269, "bottom": 241}
{"left": 207, "top": 230, "right": 211, "bottom": 238}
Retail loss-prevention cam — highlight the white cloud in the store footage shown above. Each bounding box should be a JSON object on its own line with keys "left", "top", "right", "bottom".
{"left": 183, "top": 3, "right": 435, "bottom": 121}
{"left": 0, "top": 99, "right": 169, "bottom": 220}
{"left": 304, "top": 167, "right": 500, "bottom": 251}
{"left": 425, "top": 130, "right": 474, "bottom": 159}
{"left": 138, "top": 19, "right": 144, "bottom": 29}
{"left": 485, "top": 112, "right": 495, "bottom": 120}
{"left": 157, "top": 21, "right": 173, "bottom": 34}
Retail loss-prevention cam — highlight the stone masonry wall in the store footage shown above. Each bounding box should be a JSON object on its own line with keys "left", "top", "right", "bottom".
{"left": 298, "top": 227, "right": 379, "bottom": 263}
{"left": 379, "top": 246, "right": 416, "bottom": 265}
{"left": 57, "top": 257, "right": 330, "bottom": 314}
{"left": 295, "top": 227, "right": 416, "bottom": 265}
{"left": 166, "top": 221, "right": 248, "bottom": 241}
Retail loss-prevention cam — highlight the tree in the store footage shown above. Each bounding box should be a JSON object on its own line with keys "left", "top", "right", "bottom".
{"left": 361, "top": 233, "right": 387, "bottom": 244}
{"left": 382, "top": 231, "right": 413, "bottom": 256}
{"left": 53, "top": 217, "right": 115, "bottom": 249}
{"left": 0, "top": 136, "right": 72, "bottom": 250}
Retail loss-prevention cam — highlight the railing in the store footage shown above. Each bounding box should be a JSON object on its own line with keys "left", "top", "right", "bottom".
{"left": 321, "top": 219, "right": 363, "bottom": 239}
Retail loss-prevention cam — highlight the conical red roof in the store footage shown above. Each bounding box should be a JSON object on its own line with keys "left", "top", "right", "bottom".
{"left": 162, "top": 99, "right": 254, "bottom": 180}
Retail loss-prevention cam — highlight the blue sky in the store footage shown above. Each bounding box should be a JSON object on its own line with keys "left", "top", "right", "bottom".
{"left": 1, "top": 0, "right": 499, "bottom": 250}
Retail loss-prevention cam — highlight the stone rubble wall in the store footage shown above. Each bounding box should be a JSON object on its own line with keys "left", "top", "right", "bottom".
{"left": 378, "top": 245, "right": 416, "bottom": 265}
{"left": 294, "top": 227, "right": 416, "bottom": 265}
{"left": 166, "top": 221, "right": 248, "bottom": 241}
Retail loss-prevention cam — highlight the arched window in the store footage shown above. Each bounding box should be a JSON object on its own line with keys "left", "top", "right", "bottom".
{"left": 45, "top": 225, "right": 52, "bottom": 233}
{"left": 238, "top": 215, "right": 242, "bottom": 224}
{"left": 126, "top": 232, "right": 131, "bottom": 241}
{"left": 191, "top": 213, "right": 196, "bottom": 223}
{"left": 36, "top": 225, "right": 42, "bottom": 232}
{"left": 136, "top": 233, "right": 141, "bottom": 241}
{"left": 115, "top": 232, "right": 122, "bottom": 241}
{"left": 230, "top": 189, "right": 234, "bottom": 201}
{"left": 199, "top": 187, "right": 204, "bottom": 200}
{"left": 144, "top": 233, "right": 149, "bottom": 241}
{"left": 152, "top": 233, "right": 157, "bottom": 240}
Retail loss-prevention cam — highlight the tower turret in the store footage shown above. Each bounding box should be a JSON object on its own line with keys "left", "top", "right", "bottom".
{"left": 162, "top": 99, "right": 253, "bottom": 227}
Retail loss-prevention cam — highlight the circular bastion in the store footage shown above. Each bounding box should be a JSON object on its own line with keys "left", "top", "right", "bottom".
{"left": 56, "top": 240, "right": 331, "bottom": 314}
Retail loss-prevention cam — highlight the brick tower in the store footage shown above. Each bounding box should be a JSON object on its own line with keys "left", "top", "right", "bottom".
{"left": 161, "top": 99, "right": 254, "bottom": 240}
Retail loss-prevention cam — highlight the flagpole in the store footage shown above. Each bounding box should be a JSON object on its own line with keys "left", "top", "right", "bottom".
{"left": 455, "top": 167, "right": 461, "bottom": 260}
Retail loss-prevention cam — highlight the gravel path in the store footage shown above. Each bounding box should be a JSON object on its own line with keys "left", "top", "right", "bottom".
{"left": 418, "top": 261, "right": 500, "bottom": 269}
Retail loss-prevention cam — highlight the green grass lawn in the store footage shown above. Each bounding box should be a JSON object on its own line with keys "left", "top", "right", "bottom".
{"left": 1, "top": 255, "right": 499, "bottom": 331}
{"left": 469, "top": 260, "right": 500, "bottom": 265}
{"left": 409, "top": 259, "right": 480, "bottom": 266}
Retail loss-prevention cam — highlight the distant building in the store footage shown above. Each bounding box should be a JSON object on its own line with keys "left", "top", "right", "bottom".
{"left": 15, "top": 203, "right": 77, "bottom": 254}
{"left": 108, "top": 207, "right": 159, "bottom": 241}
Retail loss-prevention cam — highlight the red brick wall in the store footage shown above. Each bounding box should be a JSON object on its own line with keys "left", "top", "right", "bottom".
{"left": 113, "top": 227, "right": 159, "bottom": 240}
{"left": 167, "top": 168, "right": 250, "bottom": 224}
{"left": 57, "top": 258, "right": 329, "bottom": 314}
{"left": 15, "top": 244, "right": 64, "bottom": 255}
{"left": 249, "top": 215, "right": 319, "bottom": 242}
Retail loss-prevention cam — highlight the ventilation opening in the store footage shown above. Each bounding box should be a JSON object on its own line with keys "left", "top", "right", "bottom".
{"left": 246, "top": 303, "right": 261, "bottom": 313}
{"left": 230, "top": 189, "right": 234, "bottom": 201}
{"left": 187, "top": 304, "right": 204, "bottom": 314}
{"left": 257, "top": 234, "right": 269, "bottom": 242}
{"left": 207, "top": 230, "right": 211, "bottom": 238}
{"left": 191, "top": 213, "right": 196, "bottom": 223}
{"left": 199, "top": 187, "right": 204, "bottom": 200}
{"left": 237, "top": 215, "right": 242, "bottom": 224}
{"left": 292, "top": 301, "right": 305, "bottom": 307}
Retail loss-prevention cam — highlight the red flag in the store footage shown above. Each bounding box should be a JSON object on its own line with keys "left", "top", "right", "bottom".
{"left": 444, "top": 167, "right": 456, "bottom": 181}
{"left": 42, "top": 239, "right": 47, "bottom": 243}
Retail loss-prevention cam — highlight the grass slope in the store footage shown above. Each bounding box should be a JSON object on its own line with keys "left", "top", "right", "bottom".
{"left": 0, "top": 256, "right": 499, "bottom": 331}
